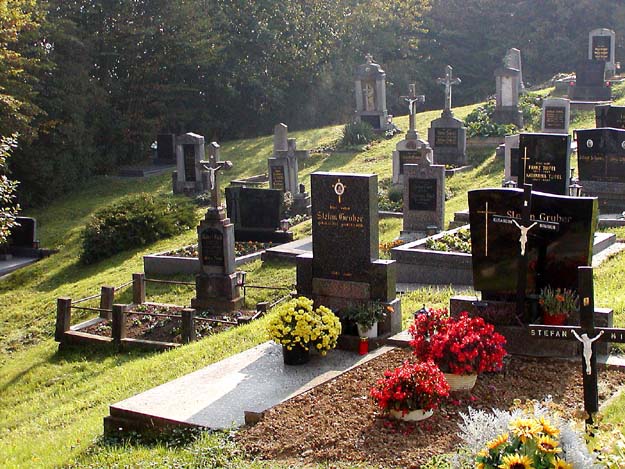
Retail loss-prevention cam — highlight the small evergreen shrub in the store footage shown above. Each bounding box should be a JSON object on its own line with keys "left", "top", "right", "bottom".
{"left": 464, "top": 101, "right": 517, "bottom": 138}
{"left": 81, "top": 193, "right": 196, "bottom": 264}
{"left": 341, "top": 120, "right": 375, "bottom": 146}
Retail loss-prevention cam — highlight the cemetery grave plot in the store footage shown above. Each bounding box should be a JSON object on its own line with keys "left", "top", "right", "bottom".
{"left": 237, "top": 347, "right": 625, "bottom": 468}
{"left": 166, "top": 241, "right": 275, "bottom": 259}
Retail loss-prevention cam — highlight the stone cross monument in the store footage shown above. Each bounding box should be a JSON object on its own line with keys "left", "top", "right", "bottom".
{"left": 436, "top": 65, "right": 461, "bottom": 117}
{"left": 199, "top": 142, "right": 233, "bottom": 210}
{"left": 400, "top": 84, "right": 425, "bottom": 140}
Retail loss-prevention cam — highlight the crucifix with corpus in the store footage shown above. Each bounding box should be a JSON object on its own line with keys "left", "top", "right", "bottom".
{"left": 436, "top": 65, "right": 461, "bottom": 117}
{"left": 400, "top": 84, "right": 425, "bottom": 139}
{"left": 199, "top": 142, "right": 233, "bottom": 210}
{"left": 528, "top": 266, "right": 625, "bottom": 427}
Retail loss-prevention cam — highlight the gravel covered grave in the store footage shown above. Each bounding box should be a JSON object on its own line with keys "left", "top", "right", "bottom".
{"left": 237, "top": 348, "right": 625, "bottom": 468}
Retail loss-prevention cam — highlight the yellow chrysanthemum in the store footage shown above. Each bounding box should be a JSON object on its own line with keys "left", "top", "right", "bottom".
{"left": 498, "top": 453, "right": 534, "bottom": 469}
{"left": 475, "top": 463, "right": 485, "bottom": 469}
{"left": 539, "top": 416, "right": 560, "bottom": 437}
{"left": 553, "top": 458, "right": 573, "bottom": 469}
{"left": 509, "top": 418, "right": 542, "bottom": 443}
{"left": 477, "top": 449, "right": 489, "bottom": 458}
{"left": 536, "top": 435, "right": 561, "bottom": 454}
{"left": 487, "top": 432, "right": 509, "bottom": 450}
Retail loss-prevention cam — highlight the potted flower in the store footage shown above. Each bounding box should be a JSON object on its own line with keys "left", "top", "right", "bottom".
{"left": 370, "top": 360, "right": 450, "bottom": 421}
{"left": 341, "top": 301, "right": 393, "bottom": 338}
{"left": 268, "top": 296, "right": 341, "bottom": 365}
{"left": 409, "top": 308, "right": 507, "bottom": 391}
{"left": 539, "top": 286, "right": 578, "bottom": 326}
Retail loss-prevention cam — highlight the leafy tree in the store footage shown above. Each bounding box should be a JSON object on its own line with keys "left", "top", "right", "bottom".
{"left": 0, "top": 135, "right": 20, "bottom": 245}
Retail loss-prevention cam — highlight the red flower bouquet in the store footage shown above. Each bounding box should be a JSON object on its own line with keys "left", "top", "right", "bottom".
{"left": 409, "top": 308, "right": 507, "bottom": 375}
{"left": 370, "top": 360, "right": 450, "bottom": 414}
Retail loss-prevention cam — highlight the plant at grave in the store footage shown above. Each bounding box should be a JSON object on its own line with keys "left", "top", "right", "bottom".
{"left": 80, "top": 193, "right": 196, "bottom": 264}
{"left": 454, "top": 399, "right": 600, "bottom": 468}
{"left": 370, "top": 360, "right": 450, "bottom": 415}
{"left": 267, "top": 296, "right": 341, "bottom": 355}
{"left": 341, "top": 120, "right": 375, "bottom": 146}
{"left": 341, "top": 301, "right": 394, "bottom": 330}
{"left": 539, "top": 286, "right": 579, "bottom": 320}
{"left": 463, "top": 100, "right": 518, "bottom": 138}
{"left": 409, "top": 308, "right": 507, "bottom": 375}
{"left": 281, "top": 191, "right": 294, "bottom": 216}
{"left": 378, "top": 184, "right": 403, "bottom": 212}
{"left": 519, "top": 93, "right": 543, "bottom": 131}
{"left": 379, "top": 239, "right": 405, "bottom": 257}
{"left": 425, "top": 228, "right": 471, "bottom": 254}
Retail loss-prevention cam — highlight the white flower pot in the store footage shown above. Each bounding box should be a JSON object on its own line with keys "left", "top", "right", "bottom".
{"left": 389, "top": 408, "right": 434, "bottom": 422}
{"left": 356, "top": 322, "right": 378, "bottom": 338}
{"left": 444, "top": 373, "right": 477, "bottom": 391}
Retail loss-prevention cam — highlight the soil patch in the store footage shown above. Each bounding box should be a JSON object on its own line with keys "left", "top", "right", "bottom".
{"left": 237, "top": 348, "right": 625, "bottom": 468}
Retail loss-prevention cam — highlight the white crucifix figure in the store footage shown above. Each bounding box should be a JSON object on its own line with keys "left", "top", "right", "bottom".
{"left": 511, "top": 220, "right": 537, "bottom": 256}
{"left": 199, "top": 147, "right": 233, "bottom": 208}
{"left": 436, "top": 65, "right": 461, "bottom": 113}
{"left": 571, "top": 330, "right": 604, "bottom": 375}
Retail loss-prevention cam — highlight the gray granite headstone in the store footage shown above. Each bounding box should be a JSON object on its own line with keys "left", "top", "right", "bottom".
{"left": 504, "top": 48, "right": 524, "bottom": 94}
{"left": 402, "top": 155, "right": 445, "bottom": 235}
{"left": 354, "top": 54, "right": 390, "bottom": 131}
{"left": 541, "top": 98, "right": 570, "bottom": 134}
{"left": 493, "top": 66, "right": 523, "bottom": 127}
{"left": 173, "top": 133, "right": 206, "bottom": 195}
{"left": 589, "top": 28, "right": 616, "bottom": 77}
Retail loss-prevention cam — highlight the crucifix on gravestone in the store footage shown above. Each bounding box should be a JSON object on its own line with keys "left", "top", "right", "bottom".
{"left": 199, "top": 142, "right": 233, "bottom": 209}
{"left": 400, "top": 84, "right": 425, "bottom": 139}
{"left": 436, "top": 65, "right": 461, "bottom": 117}
{"left": 528, "top": 266, "right": 625, "bottom": 427}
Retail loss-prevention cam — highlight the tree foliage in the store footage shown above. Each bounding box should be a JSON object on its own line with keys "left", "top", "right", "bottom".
{"left": 0, "top": 135, "right": 20, "bottom": 245}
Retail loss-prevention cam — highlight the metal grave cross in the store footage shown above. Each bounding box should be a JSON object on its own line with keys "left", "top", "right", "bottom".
{"left": 436, "top": 65, "right": 461, "bottom": 114}
{"left": 400, "top": 84, "right": 425, "bottom": 135}
{"left": 528, "top": 266, "right": 625, "bottom": 426}
{"left": 199, "top": 143, "right": 233, "bottom": 208}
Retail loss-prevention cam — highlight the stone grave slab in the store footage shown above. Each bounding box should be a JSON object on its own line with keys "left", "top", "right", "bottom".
{"left": 570, "top": 60, "right": 611, "bottom": 101}
{"left": 541, "top": 98, "right": 570, "bottom": 134}
{"left": 595, "top": 105, "right": 625, "bottom": 129}
{"left": 105, "top": 341, "right": 392, "bottom": 433}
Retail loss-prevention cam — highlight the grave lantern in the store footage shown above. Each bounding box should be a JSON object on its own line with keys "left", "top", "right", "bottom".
{"left": 280, "top": 219, "right": 290, "bottom": 232}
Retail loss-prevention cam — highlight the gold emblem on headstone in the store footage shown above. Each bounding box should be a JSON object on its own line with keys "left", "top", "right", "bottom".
{"left": 333, "top": 179, "right": 346, "bottom": 204}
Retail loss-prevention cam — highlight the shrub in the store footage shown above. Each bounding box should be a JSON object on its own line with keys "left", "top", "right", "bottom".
{"left": 463, "top": 100, "right": 517, "bottom": 138}
{"left": 81, "top": 193, "right": 196, "bottom": 264}
{"left": 341, "top": 120, "right": 375, "bottom": 146}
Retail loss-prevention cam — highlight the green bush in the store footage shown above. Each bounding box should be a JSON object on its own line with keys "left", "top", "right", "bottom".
{"left": 463, "top": 101, "right": 517, "bottom": 138}
{"left": 341, "top": 120, "right": 375, "bottom": 146}
{"left": 81, "top": 193, "right": 196, "bottom": 264}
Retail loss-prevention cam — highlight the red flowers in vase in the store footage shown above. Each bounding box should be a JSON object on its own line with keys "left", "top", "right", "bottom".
{"left": 370, "top": 360, "right": 450, "bottom": 414}
{"left": 408, "top": 308, "right": 507, "bottom": 375}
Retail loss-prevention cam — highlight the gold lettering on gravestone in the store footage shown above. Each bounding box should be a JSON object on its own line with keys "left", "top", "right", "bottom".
{"left": 544, "top": 107, "right": 565, "bottom": 129}
{"left": 525, "top": 162, "right": 563, "bottom": 182}
{"left": 271, "top": 166, "right": 285, "bottom": 191}
{"left": 593, "top": 45, "right": 609, "bottom": 61}
{"left": 399, "top": 151, "right": 420, "bottom": 175}
{"left": 434, "top": 128, "right": 458, "bottom": 147}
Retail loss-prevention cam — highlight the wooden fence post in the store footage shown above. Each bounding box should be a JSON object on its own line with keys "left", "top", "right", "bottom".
{"left": 55, "top": 297, "right": 72, "bottom": 342}
{"left": 111, "top": 304, "right": 128, "bottom": 344}
{"left": 132, "top": 273, "right": 145, "bottom": 305}
{"left": 100, "top": 286, "right": 115, "bottom": 320}
{"left": 182, "top": 308, "right": 196, "bottom": 344}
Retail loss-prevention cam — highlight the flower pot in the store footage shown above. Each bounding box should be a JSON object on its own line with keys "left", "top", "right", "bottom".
{"left": 543, "top": 313, "right": 567, "bottom": 325}
{"left": 444, "top": 373, "right": 477, "bottom": 391}
{"left": 282, "top": 345, "right": 310, "bottom": 366}
{"left": 389, "top": 408, "right": 434, "bottom": 422}
{"left": 356, "top": 322, "right": 378, "bottom": 338}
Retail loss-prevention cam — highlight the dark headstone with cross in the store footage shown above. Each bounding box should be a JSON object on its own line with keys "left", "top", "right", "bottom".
{"left": 518, "top": 133, "right": 571, "bottom": 195}
{"left": 528, "top": 266, "right": 623, "bottom": 426}
{"left": 428, "top": 65, "right": 467, "bottom": 167}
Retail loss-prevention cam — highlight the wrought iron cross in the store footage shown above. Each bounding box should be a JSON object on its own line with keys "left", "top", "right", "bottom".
{"left": 199, "top": 142, "right": 233, "bottom": 208}
{"left": 436, "top": 65, "right": 461, "bottom": 114}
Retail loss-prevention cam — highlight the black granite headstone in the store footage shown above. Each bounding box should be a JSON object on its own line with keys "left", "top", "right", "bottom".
{"left": 8, "top": 217, "right": 36, "bottom": 248}
{"left": 468, "top": 188, "right": 597, "bottom": 299}
{"left": 591, "top": 35, "right": 611, "bottom": 62}
{"left": 433, "top": 128, "right": 458, "bottom": 147}
{"left": 183, "top": 144, "right": 196, "bottom": 182}
{"left": 595, "top": 105, "right": 625, "bottom": 129}
{"left": 518, "top": 133, "right": 570, "bottom": 195}
{"left": 200, "top": 228, "right": 224, "bottom": 266}
{"left": 408, "top": 178, "right": 437, "bottom": 211}
{"left": 576, "top": 60, "right": 605, "bottom": 87}
{"left": 576, "top": 128, "right": 625, "bottom": 182}
{"left": 311, "top": 172, "right": 378, "bottom": 282}
{"left": 156, "top": 134, "right": 175, "bottom": 162}
{"left": 226, "top": 187, "right": 282, "bottom": 230}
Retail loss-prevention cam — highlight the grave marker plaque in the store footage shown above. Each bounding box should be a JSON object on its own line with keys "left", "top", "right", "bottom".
{"left": 595, "top": 105, "right": 625, "bottom": 129}
{"left": 408, "top": 178, "right": 437, "bottom": 211}
{"left": 183, "top": 144, "right": 196, "bottom": 182}
{"left": 399, "top": 151, "right": 420, "bottom": 174}
{"left": 591, "top": 35, "right": 611, "bottom": 62}
{"left": 433, "top": 128, "right": 458, "bottom": 147}
{"left": 238, "top": 188, "right": 282, "bottom": 230}
{"left": 200, "top": 228, "right": 224, "bottom": 266}
{"left": 468, "top": 188, "right": 597, "bottom": 298}
{"left": 518, "top": 133, "right": 570, "bottom": 195}
{"left": 311, "top": 172, "right": 378, "bottom": 282}
{"left": 270, "top": 166, "right": 286, "bottom": 191}
{"left": 544, "top": 107, "right": 565, "bottom": 130}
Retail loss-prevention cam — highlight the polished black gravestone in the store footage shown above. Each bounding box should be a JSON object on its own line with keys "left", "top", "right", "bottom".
{"left": 310, "top": 172, "right": 378, "bottom": 283}
{"left": 468, "top": 188, "right": 597, "bottom": 299}
{"left": 576, "top": 127, "right": 625, "bottom": 212}
{"left": 518, "top": 133, "right": 570, "bottom": 195}
{"left": 595, "top": 105, "right": 625, "bottom": 129}
{"left": 591, "top": 35, "right": 612, "bottom": 62}
{"left": 156, "top": 134, "right": 175, "bottom": 163}
{"left": 225, "top": 187, "right": 292, "bottom": 243}
{"left": 8, "top": 217, "right": 37, "bottom": 248}
{"left": 570, "top": 60, "right": 611, "bottom": 101}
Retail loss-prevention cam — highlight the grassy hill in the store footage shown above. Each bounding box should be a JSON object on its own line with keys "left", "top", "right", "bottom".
{"left": 2, "top": 88, "right": 625, "bottom": 468}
